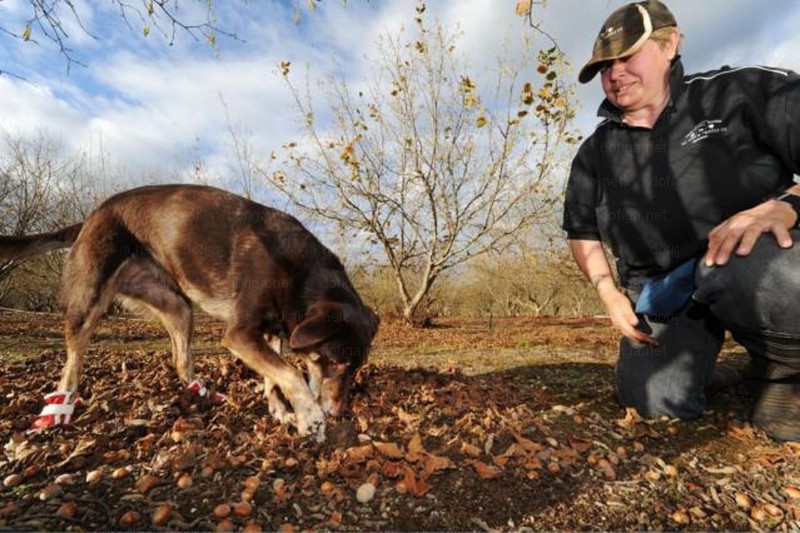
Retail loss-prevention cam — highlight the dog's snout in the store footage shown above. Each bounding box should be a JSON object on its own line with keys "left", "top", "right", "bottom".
{"left": 318, "top": 373, "right": 351, "bottom": 419}
{"left": 326, "top": 399, "right": 346, "bottom": 418}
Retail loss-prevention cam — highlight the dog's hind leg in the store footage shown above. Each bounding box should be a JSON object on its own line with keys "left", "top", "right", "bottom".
{"left": 58, "top": 245, "right": 130, "bottom": 393}
{"left": 116, "top": 259, "right": 195, "bottom": 384}
{"left": 59, "top": 311, "right": 102, "bottom": 393}
{"left": 32, "top": 230, "right": 130, "bottom": 430}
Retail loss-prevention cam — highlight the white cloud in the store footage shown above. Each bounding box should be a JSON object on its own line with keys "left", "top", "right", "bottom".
{"left": 2, "top": 0, "right": 800, "bottom": 187}
{"left": 59, "top": 0, "right": 97, "bottom": 47}
{"left": 0, "top": 0, "right": 25, "bottom": 16}
{"left": 82, "top": 52, "right": 295, "bottom": 174}
{"left": 0, "top": 77, "right": 85, "bottom": 140}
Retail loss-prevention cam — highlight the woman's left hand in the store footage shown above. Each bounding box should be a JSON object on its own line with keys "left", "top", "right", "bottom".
{"left": 704, "top": 199, "right": 796, "bottom": 266}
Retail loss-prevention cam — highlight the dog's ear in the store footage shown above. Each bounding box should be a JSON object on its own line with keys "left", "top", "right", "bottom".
{"left": 289, "top": 303, "right": 345, "bottom": 351}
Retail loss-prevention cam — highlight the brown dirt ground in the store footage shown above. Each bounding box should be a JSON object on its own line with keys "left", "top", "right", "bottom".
{"left": 0, "top": 309, "right": 798, "bottom": 531}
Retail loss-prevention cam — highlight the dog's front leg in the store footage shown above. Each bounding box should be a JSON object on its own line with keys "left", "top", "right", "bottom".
{"left": 224, "top": 328, "right": 325, "bottom": 442}
{"left": 305, "top": 356, "right": 323, "bottom": 401}
{"left": 263, "top": 376, "right": 296, "bottom": 426}
{"left": 262, "top": 335, "right": 296, "bottom": 425}
{"left": 269, "top": 334, "right": 323, "bottom": 402}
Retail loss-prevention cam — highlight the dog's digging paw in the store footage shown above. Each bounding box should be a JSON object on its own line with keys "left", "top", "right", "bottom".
{"left": 268, "top": 394, "right": 297, "bottom": 426}
{"left": 295, "top": 404, "right": 326, "bottom": 443}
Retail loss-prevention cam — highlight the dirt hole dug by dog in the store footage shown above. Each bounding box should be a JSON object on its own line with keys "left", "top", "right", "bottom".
{"left": 1, "top": 311, "right": 799, "bottom": 531}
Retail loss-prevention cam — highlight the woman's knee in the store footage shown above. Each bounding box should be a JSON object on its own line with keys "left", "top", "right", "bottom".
{"left": 694, "top": 234, "right": 800, "bottom": 334}
{"left": 616, "top": 341, "right": 707, "bottom": 420}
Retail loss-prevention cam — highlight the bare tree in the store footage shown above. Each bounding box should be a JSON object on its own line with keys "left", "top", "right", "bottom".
{"left": 266, "top": 3, "right": 579, "bottom": 323}
{"left": 0, "top": 131, "right": 95, "bottom": 291}
{"left": 0, "top": 132, "right": 74, "bottom": 233}
{"left": 463, "top": 244, "right": 600, "bottom": 318}
{"left": 3, "top": 0, "right": 240, "bottom": 73}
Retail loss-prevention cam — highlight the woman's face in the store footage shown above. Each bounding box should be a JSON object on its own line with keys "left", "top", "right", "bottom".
{"left": 600, "top": 36, "right": 678, "bottom": 113}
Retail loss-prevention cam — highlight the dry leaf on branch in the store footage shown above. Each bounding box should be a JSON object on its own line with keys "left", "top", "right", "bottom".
{"left": 515, "top": 0, "right": 532, "bottom": 17}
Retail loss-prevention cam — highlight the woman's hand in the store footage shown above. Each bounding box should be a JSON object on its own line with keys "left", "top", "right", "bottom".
{"left": 705, "top": 199, "right": 797, "bottom": 266}
{"left": 568, "top": 239, "right": 657, "bottom": 345}
{"left": 596, "top": 278, "right": 658, "bottom": 346}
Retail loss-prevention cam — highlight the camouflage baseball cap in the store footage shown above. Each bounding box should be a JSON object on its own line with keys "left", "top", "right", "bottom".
{"left": 579, "top": 1, "right": 677, "bottom": 84}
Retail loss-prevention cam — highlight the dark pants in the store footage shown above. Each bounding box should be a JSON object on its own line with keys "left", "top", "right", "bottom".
{"left": 616, "top": 234, "right": 800, "bottom": 437}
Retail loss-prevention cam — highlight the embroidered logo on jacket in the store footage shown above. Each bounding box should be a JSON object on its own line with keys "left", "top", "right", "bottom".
{"left": 681, "top": 119, "right": 727, "bottom": 146}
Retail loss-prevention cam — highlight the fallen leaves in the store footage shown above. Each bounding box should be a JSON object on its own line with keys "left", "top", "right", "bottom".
{"left": 171, "top": 417, "right": 205, "bottom": 443}
{"left": 471, "top": 460, "right": 503, "bottom": 480}
{"left": 322, "top": 432, "right": 451, "bottom": 500}
{"left": 400, "top": 466, "right": 431, "bottom": 497}
{"left": 460, "top": 441, "right": 482, "bottom": 458}
{"left": 372, "top": 441, "right": 404, "bottom": 460}
{"left": 0, "top": 316, "right": 797, "bottom": 531}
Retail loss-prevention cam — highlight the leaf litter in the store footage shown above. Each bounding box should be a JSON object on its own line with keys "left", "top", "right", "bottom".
{"left": 0, "top": 312, "right": 798, "bottom": 530}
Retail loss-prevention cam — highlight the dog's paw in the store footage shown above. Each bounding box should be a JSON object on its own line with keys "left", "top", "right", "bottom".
{"left": 186, "top": 381, "right": 227, "bottom": 404}
{"left": 267, "top": 393, "right": 297, "bottom": 426}
{"left": 295, "top": 403, "right": 326, "bottom": 443}
{"left": 29, "top": 391, "right": 82, "bottom": 432}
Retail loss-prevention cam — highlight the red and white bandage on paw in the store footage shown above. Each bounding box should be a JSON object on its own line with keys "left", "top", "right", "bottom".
{"left": 29, "top": 391, "right": 82, "bottom": 431}
{"left": 186, "top": 381, "right": 227, "bottom": 403}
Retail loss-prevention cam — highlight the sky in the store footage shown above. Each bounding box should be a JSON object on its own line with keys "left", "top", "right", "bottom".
{"left": 1, "top": 0, "right": 800, "bottom": 189}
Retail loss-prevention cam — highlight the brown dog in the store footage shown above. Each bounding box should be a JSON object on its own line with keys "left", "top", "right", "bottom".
{"left": 0, "top": 184, "right": 379, "bottom": 441}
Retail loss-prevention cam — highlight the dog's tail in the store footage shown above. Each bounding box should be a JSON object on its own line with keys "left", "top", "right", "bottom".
{"left": 0, "top": 223, "right": 83, "bottom": 262}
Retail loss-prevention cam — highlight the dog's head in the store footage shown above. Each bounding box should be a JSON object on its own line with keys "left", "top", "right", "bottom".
{"left": 289, "top": 301, "right": 379, "bottom": 417}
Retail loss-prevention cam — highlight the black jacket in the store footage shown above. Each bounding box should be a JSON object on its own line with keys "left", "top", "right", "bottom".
{"left": 563, "top": 58, "right": 800, "bottom": 285}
